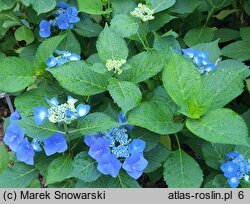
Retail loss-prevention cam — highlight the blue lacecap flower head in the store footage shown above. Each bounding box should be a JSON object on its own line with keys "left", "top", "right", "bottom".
{"left": 39, "top": 20, "right": 51, "bottom": 38}
{"left": 4, "top": 123, "right": 25, "bottom": 152}
{"left": 16, "top": 138, "right": 36, "bottom": 165}
{"left": 33, "top": 106, "right": 48, "bottom": 126}
{"left": 122, "top": 153, "right": 148, "bottom": 179}
{"left": 10, "top": 110, "right": 22, "bottom": 121}
{"left": 97, "top": 153, "right": 122, "bottom": 178}
{"left": 43, "top": 133, "right": 68, "bottom": 156}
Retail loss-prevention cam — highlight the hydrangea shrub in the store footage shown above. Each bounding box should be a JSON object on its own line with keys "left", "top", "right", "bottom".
{"left": 0, "top": 0, "right": 249, "bottom": 188}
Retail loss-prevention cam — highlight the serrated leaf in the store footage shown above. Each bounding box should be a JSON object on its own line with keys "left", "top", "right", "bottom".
{"left": 144, "top": 144, "right": 170, "bottom": 173}
{"left": 222, "top": 41, "right": 250, "bottom": 61}
{"left": 240, "top": 27, "right": 250, "bottom": 42}
{"left": 147, "top": 0, "right": 176, "bottom": 13}
{"left": 0, "top": 57, "right": 35, "bottom": 93}
{"left": 46, "top": 155, "right": 73, "bottom": 185}
{"left": 169, "top": 0, "right": 202, "bottom": 14}
{"left": 49, "top": 61, "right": 109, "bottom": 96}
{"left": 107, "top": 78, "right": 142, "bottom": 114}
{"left": 77, "top": 0, "right": 112, "bottom": 15}
{"left": 203, "top": 60, "right": 248, "bottom": 110}
{"left": 202, "top": 142, "right": 234, "bottom": 170}
{"left": 162, "top": 52, "right": 210, "bottom": 118}
{"left": 0, "top": 0, "right": 15, "bottom": 11}
{"left": 111, "top": 0, "right": 136, "bottom": 16}
{"left": 118, "top": 51, "right": 166, "bottom": 83}
{"left": 0, "top": 163, "right": 39, "bottom": 188}
{"left": 73, "top": 113, "right": 119, "bottom": 135}
{"left": 186, "top": 108, "right": 249, "bottom": 146}
{"left": 14, "top": 88, "right": 57, "bottom": 117}
{"left": 16, "top": 116, "right": 64, "bottom": 139}
{"left": 68, "top": 152, "right": 101, "bottom": 182}
{"left": 163, "top": 150, "right": 203, "bottom": 187}
{"left": 110, "top": 14, "right": 139, "bottom": 38}
{"left": 36, "top": 34, "right": 67, "bottom": 64}
{"left": 128, "top": 101, "right": 183, "bottom": 134}
{"left": 34, "top": 153, "right": 59, "bottom": 176}
{"left": 0, "top": 144, "right": 9, "bottom": 173}
{"left": 96, "top": 25, "right": 128, "bottom": 62}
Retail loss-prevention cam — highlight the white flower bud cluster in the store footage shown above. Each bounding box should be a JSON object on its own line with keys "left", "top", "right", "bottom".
{"left": 131, "top": 3, "right": 154, "bottom": 22}
{"left": 48, "top": 103, "right": 76, "bottom": 124}
{"left": 106, "top": 59, "right": 126, "bottom": 75}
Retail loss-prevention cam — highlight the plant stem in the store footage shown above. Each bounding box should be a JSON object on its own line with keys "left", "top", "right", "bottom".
{"left": 175, "top": 134, "right": 181, "bottom": 150}
{"left": 63, "top": 122, "right": 70, "bottom": 144}
{"left": 137, "top": 33, "right": 149, "bottom": 51}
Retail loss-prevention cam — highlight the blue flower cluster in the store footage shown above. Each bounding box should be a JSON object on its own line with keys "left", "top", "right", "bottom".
{"left": 39, "top": 2, "right": 80, "bottom": 38}
{"left": 46, "top": 50, "right": 80, "bottom": 68}
{"left": 181, "top": 48, "right": 216, "bottom": 74}
{"left": 4, "top": 110, "right": 67, "bottom": 165}
{"left": 84, "top": 113, "right": 148, "bottom": 179}
{"left": 221, "top": 151, "right": 250, "bottom": 188}
{"left": 34, "top": 96, "right": 90, "bottom": 125}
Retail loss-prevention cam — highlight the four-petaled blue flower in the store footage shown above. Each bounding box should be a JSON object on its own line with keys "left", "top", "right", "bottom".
{"left": 128, "top": 139, "right": 145, "bottom": 154}
{"left": 88, "top": 137, "right": 110, "bottom": 161}
{"left": 16, "top": 138, "right": 36, "bottom": 165}
{"left": 122, "top": 153, "right": 148, "bottom": 179}
{"left": 97, "top": 153, "right": 122, "bottom": 178}
{"left": 39, "top": 20, "right": 51, "bottom": 38}
{"left": 4, "top": 123, "right": 25, "bottom": 151}
{"left": 43, "top": 133, "right": 68, "bottom": 156}
{"left": 76, "top": 104, "right": 91, "bottom": 117}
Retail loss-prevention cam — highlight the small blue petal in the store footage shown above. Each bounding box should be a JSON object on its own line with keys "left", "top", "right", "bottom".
{"left": 67, "top": 95, "right": 78, "bottom": 105}
{"left": 129, "top": 139, "right": 145, "bottom": 154}
{"left": 88, "top": 137, "right": 110, "bottom": 161}
{"left": 205, "top": 63, "right": 216, "bottom": 72}
{"left": 33, "top": 106, "right": 48, "bottom": 125}
{"left": 57, "top": 2, "right": 68, "bottom": 8}
{"left": 31, "top": 139, "right": 42, "bottom": 152}
{"left": 45, "top": 96, "right": 59, "bottom": 107}
{"left": 84, "top": 133, "right": 102, "bottom": 147}
{"left": 57, "top": 58, "right": 69, "bottom": 66}
{"left": 16, "top": 138, "right": 35, "bottom": 165}
{"left": 68, "top": 53, "right": 80, "bottom": 61}
{"left": 39, "top": 20, "right": 51, "bottom": 38}
{"left": 43, "top": 133, "right": 67, "bottom": 156}
{"left": 228, "top": 177, "right": 240, "bottom": 188}
{"left": 46, "top": 56, "right": 58, "bottom": 68}
{"left": 10, "top": 110, "right": 22, "bottom": 121}
{"left": 4, "top": 123, "right": 25, "bottom": 152}
{"left": 118, "top": 112, "right": 133, "bottom": 131}
{"left": 57, "top": 14, "right": 70, "bottom": 30}
{"left": 65, "top": 110, "right": 77, "bottom": 120}
{"left": 76, "top": 104, "right": 90, "bottom": 117}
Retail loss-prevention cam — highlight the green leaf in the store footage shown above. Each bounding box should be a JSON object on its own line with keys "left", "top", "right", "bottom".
{"left": 149, "top": 13, "right": 176, "bottom": 31}
{"left": 247, "top": 79, "right": 250, "bottom": 93}
{"left": 46, "top": 155, "right": 73, "bottom": 185}
{"left": 0, "top": 163, "right": 39, "bottom": 188}
{"left": 75, "top": 172, "right": 141, "bottom": 188}
{"left": 16, "top": 116, "right": 64, "bottom": 139}
{"left": 235, "top": 145, "right": 250, "bottom": 158}
{"left": 0, "top": 57, "right": 35, "bottom": 93}
{"left": 34, "top": 153, "right": 59, "bottom": 176}
{"left": 110, "top": 14, "right": 139, "bottom": 38}
{"left": 77, "top": 0, "right": 112, "bottom": 15}
{"left": 192, "top": 40, "right": 221, "bottom": 64}
{"left": 36, "top": 33, "right": 67, "bottom": 64}
{"left": 14, "top": 25, "right": 34, "bottom": 45}
{"left": 144, "top": 144, "right": 170, "bottom": 173}
{"left": 31, "top": 0, "right": 56, "bottom": 15}
{"left": 153, "top": 34, "right": 180, "bottom": 52}
{"left": 74, "top": 113, "right": 119, "bottom": 135}
{"left": 184, "top": 27, "right": 216, "bottom": 47}
{"left": 186, "top": 108, "right": 250, "bottom": 146}
{"left": 57, "top": 31, "right": 81, "bottom": 55}
{"left": 240, "top": 27, "right": 250, "bottom": 42}
{"left": 163, "top": 150, "right": 203, "bottom": 187}
{"left": 169, "top": 0, "right": 202, "bottom": 14}
{"left": 107, "top": 78, "right": 142, "bottom": 114}
{"left": 0, "top": 0, "right": 15, "bottom": 11}
{"left": 0, "top": 144, "right": 9, "bottom": 173}
{"left": 214, "top": 9, "right": 239, "bottom": 20}
{"left": 118, "top": 51, "right": 166, "bottom": 83}
{"left": 14, "top": 88, "right": 57, "bottom": 117}
{"left": 202, "top": 60, "right": 248, "bottom": 110}
{"left": 68, "top": 152, "right": 101, "bottom": 182}
{"left": 222, "top": 41, "right": 250, "bottom": 61}
{"left": 215, "top": 28, "right": 240, "bottom": 43}
{"left": 111, "top": 0, "right": 136, "bottom": 16}
{"left": 48, "top": 61, "right": 109, "bottom": 96}
{"left": 162, "top": 52, "right": 210, "bottom": 118}
{"left": 96, "top": 25, "right": 128, "bottom": 62}
{"left": 74, "top": 18, "right": 103, "bottom": 38}
{"left": 128, "top": 101, "right": 183, "bottom": 135}
{"left": 202, "top": 142, "right": 234, "bottom": 170}
{"left": 147, "top": 0, "right": 176, "bottom": 13}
